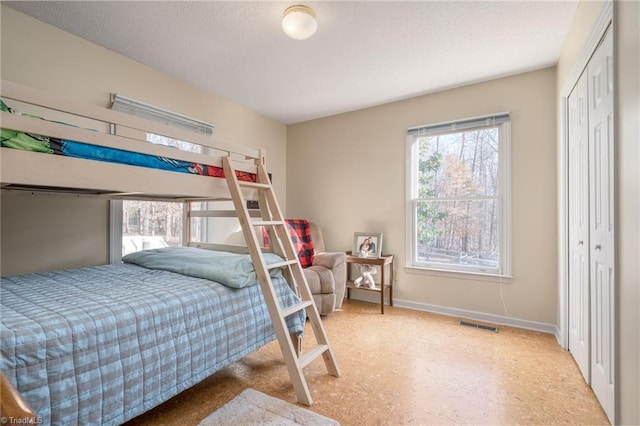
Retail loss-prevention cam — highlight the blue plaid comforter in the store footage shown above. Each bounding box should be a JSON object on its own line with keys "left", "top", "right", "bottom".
{"left": 0, "top": 264, "right": 305, "bottom": 425}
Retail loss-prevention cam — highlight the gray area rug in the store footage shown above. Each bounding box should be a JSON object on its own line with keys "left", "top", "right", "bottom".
{"left": 198, "top": 388, "right": 339, "bottom": 425}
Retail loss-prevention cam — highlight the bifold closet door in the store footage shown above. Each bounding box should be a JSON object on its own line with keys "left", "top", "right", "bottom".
{"left": 567, "top": 27, "right": 614, "bottom": 423}
{"left": 567, "top": 70, "right": 590, "bottom": 382}
{"left": 587, "top": 27, "right": 614, "bottom": 420}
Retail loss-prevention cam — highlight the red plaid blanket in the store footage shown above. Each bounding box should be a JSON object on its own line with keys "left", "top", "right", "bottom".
{"left": 263, "top": 219, "right": 315, "bottom": 268}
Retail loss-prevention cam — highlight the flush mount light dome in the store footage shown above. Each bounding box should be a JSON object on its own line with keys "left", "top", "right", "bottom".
{"left": 282, "top": 5, "right": 317, "bottom": 40}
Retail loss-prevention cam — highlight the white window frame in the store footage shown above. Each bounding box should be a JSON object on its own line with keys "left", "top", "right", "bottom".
{"left": 109, "top": 199, "right": 123, "bottom": 264}
{"left": 405, "top": 113, "right": 512, "bottom": 278}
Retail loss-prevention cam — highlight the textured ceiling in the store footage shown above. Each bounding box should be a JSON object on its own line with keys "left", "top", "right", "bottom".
{"left": 5, "top": 1, "right": 578, "bottom": 124}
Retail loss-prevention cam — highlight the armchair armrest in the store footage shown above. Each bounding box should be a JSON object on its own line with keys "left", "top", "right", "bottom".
{"left": 312, "top": 252, "right": 346, "bottom": 269}
{"left": 312, "top": 252, "right": 347, "bottom": 310}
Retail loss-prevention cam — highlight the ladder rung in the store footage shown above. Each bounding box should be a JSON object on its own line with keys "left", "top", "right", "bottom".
{"left": 282, "top": 300, "right": 313, "bottom": 317}
{"left": 298, "top": 344, "right": 330, "bottom": 369}
{"left": 239, "top": 181, "right": 271, "bottom": 189}
{"left": 267, "top": 259, "right": 298, "bottom": 270}
{"left": 253, "top": 220, "right": 285, "bottom": 227}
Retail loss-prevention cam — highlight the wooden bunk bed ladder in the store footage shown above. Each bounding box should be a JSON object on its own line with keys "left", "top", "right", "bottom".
{"left": 222, "top": 153, "right": 340, "bottom": 406}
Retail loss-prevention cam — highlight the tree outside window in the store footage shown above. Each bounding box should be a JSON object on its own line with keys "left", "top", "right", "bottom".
{"left": 122, "top": 200, "right": 184, "bottom": 256}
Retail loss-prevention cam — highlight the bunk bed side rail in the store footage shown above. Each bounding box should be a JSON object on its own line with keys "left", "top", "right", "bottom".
{"left": 0, "top": 79, "right": 261, "bottom": 160}
{"left": 1, "top": 149, "right": 235, "bottom": 199}
{"left": 0, "top": 112, "right": 237, "bottom": 171}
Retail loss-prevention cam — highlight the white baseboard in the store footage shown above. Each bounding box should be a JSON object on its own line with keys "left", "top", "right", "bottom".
{"left": 346, "top": 292, "right": 557, "bottom": 335}
{"left": 553, "top": 325, "right": 563, "bottom": 347}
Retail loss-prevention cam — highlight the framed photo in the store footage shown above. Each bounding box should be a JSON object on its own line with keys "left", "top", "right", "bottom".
{"left": 352, "top": 232, "right": 382, "bottom": 258}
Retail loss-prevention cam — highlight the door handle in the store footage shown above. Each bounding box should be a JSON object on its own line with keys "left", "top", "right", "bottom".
{"left": 578, "top": 240, "right": 584, "bottom": 245}
{"left": 595, "top": 244, "right": 602, "bottom": 250}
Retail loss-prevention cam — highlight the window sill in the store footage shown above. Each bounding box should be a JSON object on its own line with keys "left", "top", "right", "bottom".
{"left": 404, "top": 265, "right": 513, "bottom": 284}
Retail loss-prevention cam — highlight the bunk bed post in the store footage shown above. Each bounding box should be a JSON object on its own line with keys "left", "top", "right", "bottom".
{"left": 0, "top": 371, "right": 36, "bottom": 422}
{"left": 109, "top": 200, "right": 123, "bottom": 264}
{"left": 259, "top": 148, "right": 267, "bottom": 167}
{"left": 183, "top": 200, "right": 191, "bottom": 245}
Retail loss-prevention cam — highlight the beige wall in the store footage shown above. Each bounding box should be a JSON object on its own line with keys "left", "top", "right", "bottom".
{"left": 287, "top": 68, "right": 558, "bottom": 326}
{"left": 0, "top": 6, "right": 287, "bottom": 275}
{"left": 1, "top": 194, "right": 108, "bottom": 275}
{"left": 556, "top": 1, "right": 639, "bottom": 423}
{"left": 556, "top": 1, "right": 607, "bottom": 88}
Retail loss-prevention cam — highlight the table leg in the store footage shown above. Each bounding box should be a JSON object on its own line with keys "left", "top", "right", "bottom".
{"left": 389, "top": 260, "right": 394, "bottom": 306}
{"left": 380, "top": 264, "right": 385, "bottom": 314}
{"left": 347, "top": 263, "right": 351, "bottom": 300}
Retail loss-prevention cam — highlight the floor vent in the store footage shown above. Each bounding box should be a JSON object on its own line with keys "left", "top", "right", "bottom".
{"left": 459, "top": 321, "right": 498, "bottom": 333}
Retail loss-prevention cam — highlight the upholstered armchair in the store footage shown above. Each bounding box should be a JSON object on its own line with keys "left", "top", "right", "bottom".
{"left": 304, "top": 222, "right": 346, "bottom": 315}
{"left": 229, "top": 219, "right": 346, "bottom": 315}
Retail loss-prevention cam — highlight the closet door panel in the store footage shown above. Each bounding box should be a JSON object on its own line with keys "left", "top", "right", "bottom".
{"left": 587, "top": 27, "right": 614, "bottom": 421}
{"left": 567, "top": 72, "right": 590, "bottom": 381}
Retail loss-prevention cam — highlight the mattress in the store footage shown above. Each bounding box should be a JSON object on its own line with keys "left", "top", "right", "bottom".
{"left": 0, "top": 264, "right": 305, "bottom": 425}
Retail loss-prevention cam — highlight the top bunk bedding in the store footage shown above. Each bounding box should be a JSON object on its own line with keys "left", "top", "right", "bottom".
{"left": 0, "top": 247, "right": 305, "bottom": 425}
{"left": 0, "top": 80, "right": 265, "bottom": 200}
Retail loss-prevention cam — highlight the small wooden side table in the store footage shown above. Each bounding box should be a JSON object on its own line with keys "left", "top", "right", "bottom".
{"left": 345, "top": 252, "right": 394, "bottom": 314}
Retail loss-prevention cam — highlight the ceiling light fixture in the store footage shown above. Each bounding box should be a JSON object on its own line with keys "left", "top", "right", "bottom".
{"left": 282, "top": 5, "right": 317, "bottom": 40}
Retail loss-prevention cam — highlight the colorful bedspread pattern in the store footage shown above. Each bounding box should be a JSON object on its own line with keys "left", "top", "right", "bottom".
{"left": 0, "top": 99, "right": 256, "bottom": 182}
{"left": 0, "top": 264, "right": 305, "bottom": 425}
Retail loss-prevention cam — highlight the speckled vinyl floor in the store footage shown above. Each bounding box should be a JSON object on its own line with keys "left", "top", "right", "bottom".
{"left": 124, "top": 300, "right": 609, "bottom": 425}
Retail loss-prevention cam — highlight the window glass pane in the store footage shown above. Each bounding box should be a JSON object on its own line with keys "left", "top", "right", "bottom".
{"left": 416, "top": 199, "right": 498, "bottom": 270}
{"left": 408, "top": 114, "right": 509, "bottom": 275}
{"left": 417, "top": 127, "right": 499, "bottom": 198}
{"left": 190, "top": 216, "right": 244, "bottom": 245}
{"left": 122, "top": 200, "right": 183, "bottom": 256}
{"left": 146, "top": 133, "right": 206, "bottom": 154}
{"left": 190, "top": 201, "right": 223, "bottom": 211}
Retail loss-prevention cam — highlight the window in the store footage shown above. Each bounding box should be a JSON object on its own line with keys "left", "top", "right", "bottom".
{"left": 117, "top": 199, "right": 239, "bottom": 259}
{"left": 188, "top": 200, "right": 245, "bottom": 246}
{"left": 406, "top": 113, "right": 511, "bottom": 276}
{"left": 121, "top": 200, "right": 184, "bottom": 256}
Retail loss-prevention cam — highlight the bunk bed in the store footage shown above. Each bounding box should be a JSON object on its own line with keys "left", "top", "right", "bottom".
{"left": 0, "top": 80, "right": 307, "bottom": 425}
